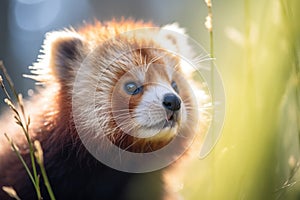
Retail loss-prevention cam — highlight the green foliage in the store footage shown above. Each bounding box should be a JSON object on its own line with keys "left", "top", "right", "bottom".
{"left": 181, "top": 0, "right": 300, "bottom": 199}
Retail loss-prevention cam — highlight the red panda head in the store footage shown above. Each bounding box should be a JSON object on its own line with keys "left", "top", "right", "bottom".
{"left": 29, "top": 21, "right": 204, "bottom": 171}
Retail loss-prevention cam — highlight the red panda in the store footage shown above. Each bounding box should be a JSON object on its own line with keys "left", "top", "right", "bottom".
{"left": 0, "top": 19, "right": 204, "bottom": 200}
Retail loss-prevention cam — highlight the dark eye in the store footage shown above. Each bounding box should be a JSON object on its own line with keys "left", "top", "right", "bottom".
{"left": 171, "top": 81, "right": 179, "bottom": 93}
{"left": 124, "top": 82, "right": 143, "bottom": 95}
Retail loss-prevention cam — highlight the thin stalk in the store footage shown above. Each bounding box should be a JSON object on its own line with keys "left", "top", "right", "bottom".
{"left": 204, "top": 0, "right": 217, "bottom": 197}
{"left": 40, "top": 166, "right": 56, "bottom": 200}
{"left": 4, "top": 134, "right": 41, "bottom": 199}
{"left": 208, "top": 6, "right": 215, "bottom": 143}
{"left": 0, "top": 61, "right": 19, "bottom": 101}
{"left": 34, "top": 141, "right": 56, "bottom": 200}
{"left": 204, "top": 0, "right": 214, "bottom": 101}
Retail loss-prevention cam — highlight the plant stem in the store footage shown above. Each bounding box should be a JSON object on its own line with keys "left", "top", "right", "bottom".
{"left": 205, "top": 0, "right": 214, "bottom": 101}
{"left": 4, "top": 134, "right": 41, "bottom": 199}
{"left": 39, "top": 162, "right": 56, "bottom": 200}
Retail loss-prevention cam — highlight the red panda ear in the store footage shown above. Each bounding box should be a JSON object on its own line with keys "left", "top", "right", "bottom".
{"left": 44, "top": 31, "right": 87, "bottom": 83}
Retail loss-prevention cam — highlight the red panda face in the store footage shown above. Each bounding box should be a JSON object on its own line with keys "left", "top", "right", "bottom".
{"left": 70, "top": 28, "right": 200, "bottom": 154}
{"left": 110, "top": 49, "right": 190, "bottom": 145}
{"left": 68, "top": 25, "right": 208, "bottom": 173}
{"left": 105, "top": 48, "right": 200, "bottom": 154}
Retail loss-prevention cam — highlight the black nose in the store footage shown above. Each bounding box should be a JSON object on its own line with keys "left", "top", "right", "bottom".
{"left": 162, "top": 93, "right": 181, "bottom": 111}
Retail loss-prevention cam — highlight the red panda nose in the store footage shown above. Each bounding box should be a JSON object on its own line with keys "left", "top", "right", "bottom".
{"left": 162, "top": 93, "right": 181, "bottom": 111}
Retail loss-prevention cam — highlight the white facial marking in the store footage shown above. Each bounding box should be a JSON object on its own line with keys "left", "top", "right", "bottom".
{"left": 133, "top": 80, "right": 183, "bottom": 138}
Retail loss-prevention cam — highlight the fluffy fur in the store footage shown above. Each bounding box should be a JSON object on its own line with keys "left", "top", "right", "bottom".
{"left": 0, "top": 19, "right": 203, "bottom": 200}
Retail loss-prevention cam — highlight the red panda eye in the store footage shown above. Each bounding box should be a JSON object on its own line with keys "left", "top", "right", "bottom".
{"left": 124, "top": 82, "right": 143, "bottom": 95}
{"left": 171, "top": 81, "right": 179, "bottom": 93}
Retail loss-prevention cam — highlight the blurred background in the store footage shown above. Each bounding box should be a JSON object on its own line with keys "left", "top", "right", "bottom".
{"left": 0, "top": 0, "right": 299, "bottom": 199}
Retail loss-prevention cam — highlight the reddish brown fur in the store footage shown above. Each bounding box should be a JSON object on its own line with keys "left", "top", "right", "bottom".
{"left": 0, "top": 19, "right": 200, "bottom": 200}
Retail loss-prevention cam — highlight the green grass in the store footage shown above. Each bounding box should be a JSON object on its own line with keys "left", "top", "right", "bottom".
{"left": 181, "top": 0, "right": 300, "bottom": 199}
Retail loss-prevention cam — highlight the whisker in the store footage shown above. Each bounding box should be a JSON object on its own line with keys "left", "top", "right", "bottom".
{"left": 182, "top": 95, "right": 210, "bottom": 103}
{"left": 172, "top": 62, "right": 181, "bottom": 72}
{"left": 139, "top": 48, "right": 143, "bottom": 65}
{"left": 95, "top": 109, "right": 136, "bottom": 115}
{"left": 176, "top": 132, "right": 189, "bottom": 139}
{"left": 120, "top": 137, "right": 141, "bottom": 154}
{"left": 192, "top": 54, "right": 214, "bottom": 64}
{"left": 114, "top": 119, "right": 140, "bottom": 132}
{"left": 146, "top": 142, "right": 156, "bottom": 153}
{"left": 145, "top": 53, "right": 166, "bottom": 72}
{"left": 184, "top": 105, "right": 213, "bottom": 111}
